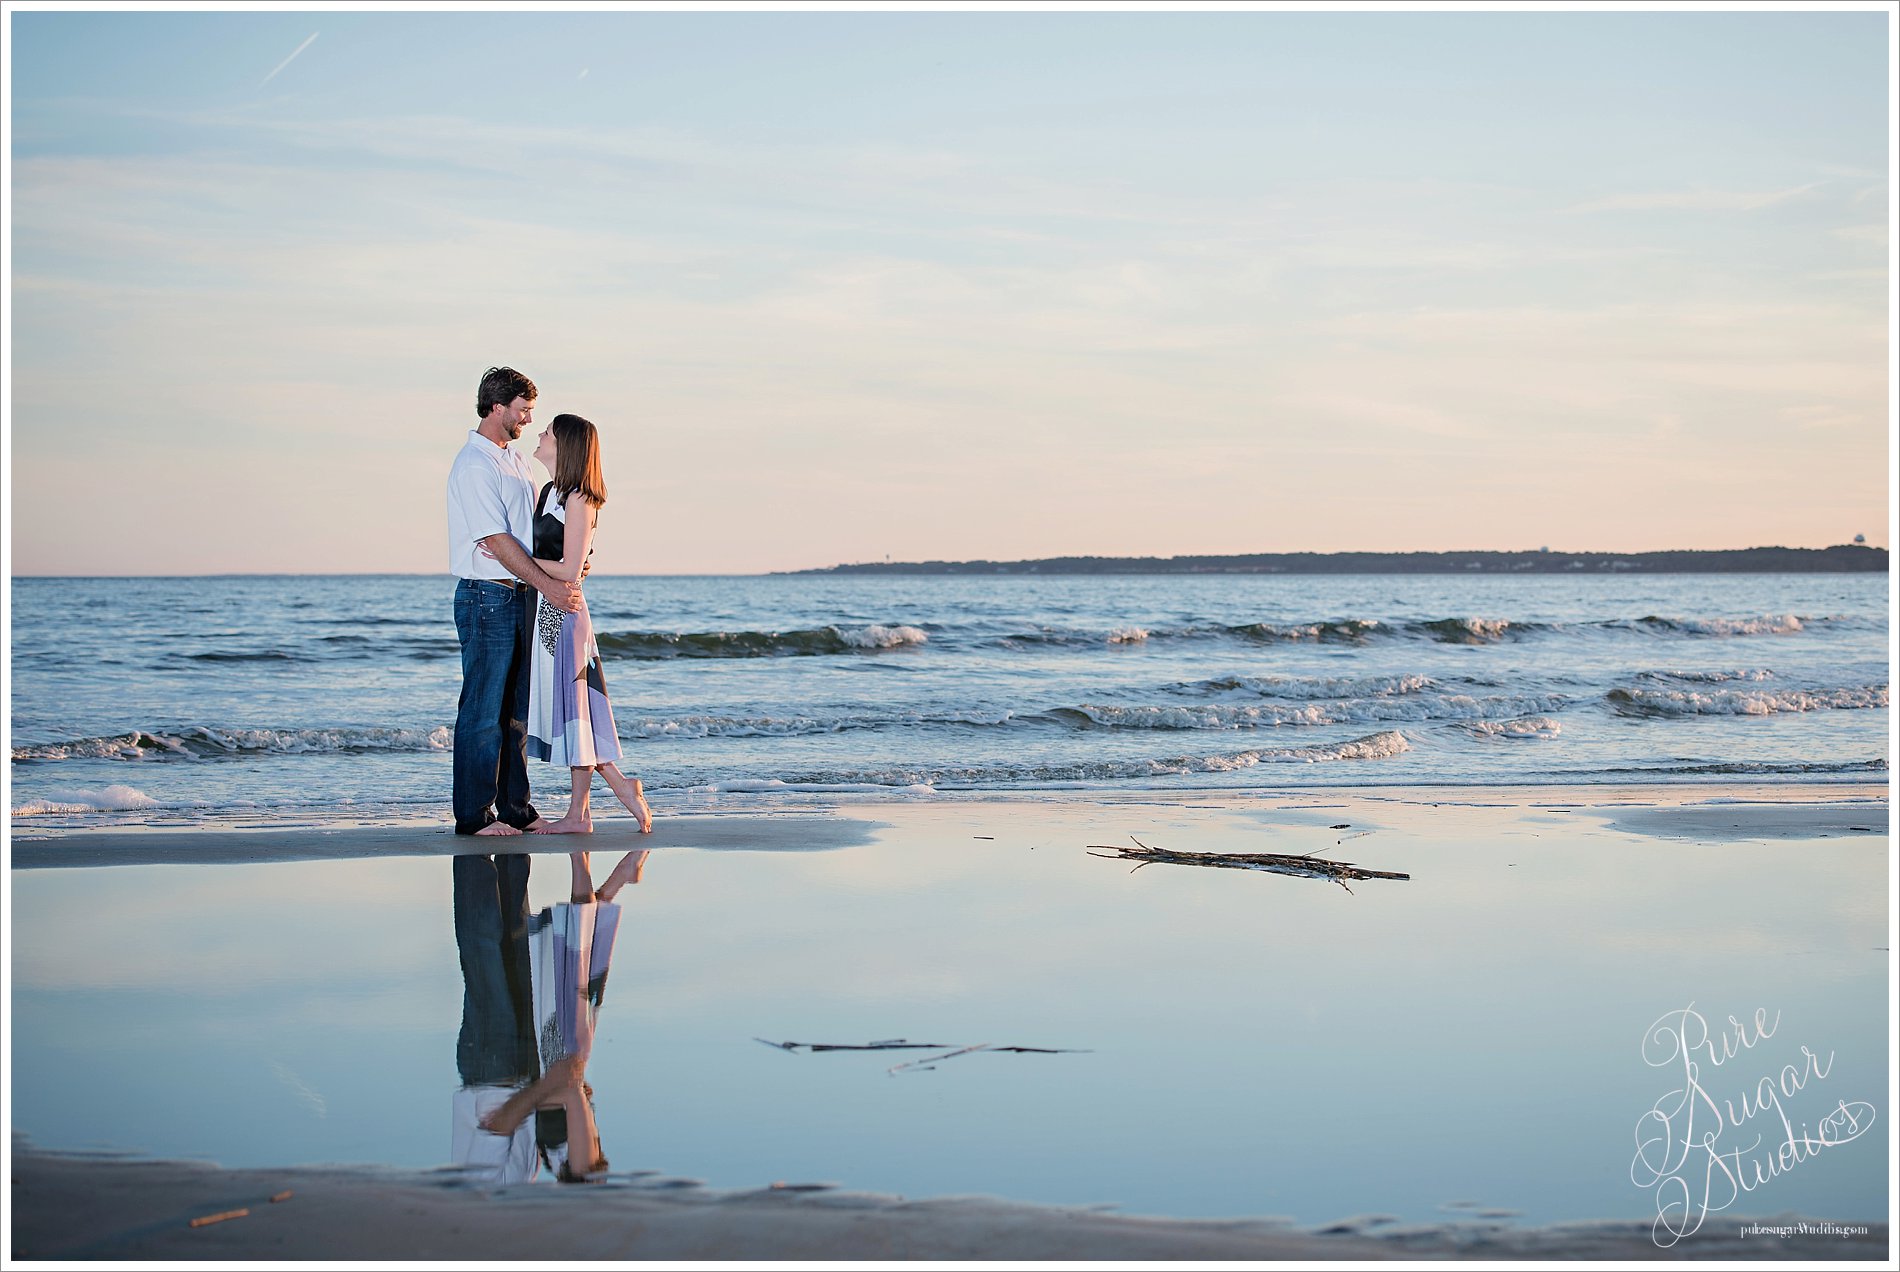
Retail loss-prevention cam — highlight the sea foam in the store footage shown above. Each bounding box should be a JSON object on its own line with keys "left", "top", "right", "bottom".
{"left": 1606, "top": 686, "right": 1888, "bottom": 717}
{"left": 13, "top": 784, "right": 163, "bottom": 815}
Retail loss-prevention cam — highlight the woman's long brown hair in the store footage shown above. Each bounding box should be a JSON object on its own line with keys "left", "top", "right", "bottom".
{"left": 550, "top": 413, "right": 607, "bottom": 507}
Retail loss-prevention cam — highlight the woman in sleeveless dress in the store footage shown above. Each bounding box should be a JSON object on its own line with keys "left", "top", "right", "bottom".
{"left": 523, "top": 413, "right": 654, "bottom": 841}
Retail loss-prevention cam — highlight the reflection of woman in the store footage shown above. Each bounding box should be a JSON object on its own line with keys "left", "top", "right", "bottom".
{"left": 521, "top": 413, "right": 654, "bottom": 836}
{"left": 460, "top": 850, "right": 654, "bottom": 1183}
{"left": 473, "top": 1054, "right": 603, "bottom": 1185}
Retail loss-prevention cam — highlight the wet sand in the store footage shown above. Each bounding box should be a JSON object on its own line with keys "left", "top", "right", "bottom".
{"left": 10, "top": 810, "right": 885, "bottom": 869}
{"left": 12, "top": 784, "right": 1887, "bottom": 870}
{"left": 11, "top": 1146, "right": 1889, "bottom": 1261}
{"left": 8, "top": 785, "right": 1891, "bottom": 1261}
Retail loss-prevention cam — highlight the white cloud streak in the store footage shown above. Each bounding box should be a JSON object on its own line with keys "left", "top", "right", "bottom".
{"left": 260, "top": 32, "right": 318, "bottom": 87}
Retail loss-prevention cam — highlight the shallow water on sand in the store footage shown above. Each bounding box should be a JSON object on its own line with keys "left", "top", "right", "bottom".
{"left": 9, "top": 798, "right": 1888, "bottom": 1229}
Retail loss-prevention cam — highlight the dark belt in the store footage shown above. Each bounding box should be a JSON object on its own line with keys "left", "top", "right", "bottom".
{"left": 463, "top": 577, "right": 529, "bottom": 593}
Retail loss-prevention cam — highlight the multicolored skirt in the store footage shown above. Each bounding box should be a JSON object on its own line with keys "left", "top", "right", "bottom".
{"left": 527, "top": 901, "right": 621, "bottom": 1069}
{"left": 526, "top": 593, "right": 622, "bottom": 767}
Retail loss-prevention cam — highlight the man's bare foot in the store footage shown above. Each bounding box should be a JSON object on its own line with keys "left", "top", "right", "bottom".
{"left": 475, "top": 821, "right": 523, "bottom": 836}
{"left": 537, "top": 816, "right": 593, "bottom": 835}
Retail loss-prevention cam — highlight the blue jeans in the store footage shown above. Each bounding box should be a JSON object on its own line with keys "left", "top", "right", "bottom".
{"left": 453, "top": 852, "right": 537, "bottom": 1086}
{"left": 453, "top": 579, "right": 540, "bottom": 835}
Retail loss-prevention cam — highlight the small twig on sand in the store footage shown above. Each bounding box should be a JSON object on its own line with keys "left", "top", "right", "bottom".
{"left": 189, "top": 1209, "right": 249, "bottom": 1229}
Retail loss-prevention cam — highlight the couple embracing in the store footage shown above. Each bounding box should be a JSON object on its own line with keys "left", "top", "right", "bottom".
{"left": 447, "top": 365, "right": 653, "bottom": 860}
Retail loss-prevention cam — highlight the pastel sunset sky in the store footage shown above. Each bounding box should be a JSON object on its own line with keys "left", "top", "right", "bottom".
{"left": 7, "top": 6, "right": 1892, "bottom": 575}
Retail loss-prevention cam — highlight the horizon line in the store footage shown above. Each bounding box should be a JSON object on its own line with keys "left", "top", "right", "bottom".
{"left": 9, "top": 542, "right": 1888, "bottom": 581}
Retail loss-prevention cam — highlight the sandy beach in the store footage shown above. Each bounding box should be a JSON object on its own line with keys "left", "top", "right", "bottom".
{"left": 12, "top": 1142, "right": 1889, "bottom": 1261}
{"left": 9, "top": 786, "right": 1892, "bottom": 1262}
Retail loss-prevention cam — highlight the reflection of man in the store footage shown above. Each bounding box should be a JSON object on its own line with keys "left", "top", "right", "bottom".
{"left": 447, "top": 366, "right": 580, "bottom": 835}
{"left": 449, "top": 853, "right": 540, "bottom": 1182}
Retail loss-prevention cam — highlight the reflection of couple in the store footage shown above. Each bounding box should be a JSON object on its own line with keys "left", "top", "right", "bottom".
{"left": 447, "top": 365, "right": 654, "bottom": 837}
{"left": 450, "top": 847, "right": 651, "bottom": 1184}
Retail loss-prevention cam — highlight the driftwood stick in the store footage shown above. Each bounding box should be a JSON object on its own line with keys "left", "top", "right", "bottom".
{"left": 889, "top": 1043, "right": 993, "bottom": 1075}
{"left": 1086, "top": 841, "right": 1409, "bottom": 887}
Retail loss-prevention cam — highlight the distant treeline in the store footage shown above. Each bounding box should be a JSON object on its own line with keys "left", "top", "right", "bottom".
{"left": 793, "top": 545, "right": 1888, "bottom": 576}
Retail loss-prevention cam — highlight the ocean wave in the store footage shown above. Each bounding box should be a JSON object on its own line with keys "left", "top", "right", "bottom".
{"left": 980, "top": 612, "right": 1860, "bottom": 652}
{"left": 624, "top": 710, "right": 1014, "bottom": 739}
{"left": 596, "top": 624, "right": 928, "bottom": 659}
{"left": 1635, "top": 669, "right": 1777, "bottom": 684}
{"left": 181, "top": 650, "right": 306, "bottom": 663}
{"left": 1193, "top": 730, "right": 1412, "bottom": 766}
{"left": 980, "top": 730, "right": 1412, "bottom": 779}
{"left": 1463, "top": 716, "right": 1562, "bottom": 739}
{"left": 1225, "top": 618, "right": 1390, "bottom": 643}
{"left": 695, "top": 731, "right": 1412, "bottom": 791}
{"left": 998, "top": 625, "right": 1189, "bottom": 648}
{"left": 689, "top": 779, "right": 938, "bottom": 795}
{"left": 1606, "top": 686, "right": 1888, "bottom": 718}
{"left": 1187, "top": 673, "right": 1441, "bottom": 699}
{"left": 12, "top": 725, "right": 454, "bottom": 762}
{"left": 1598, "top": 759, "right": 1888, "bottom": 776}
{"left": 1613, "top": 614, "right": 1808, "bottom": 637}
{"left": 13, "top": 784, "right": 164, "bottom": 815}
{"left": 1047, "top": 694, "right": 1569, "bottom": 730}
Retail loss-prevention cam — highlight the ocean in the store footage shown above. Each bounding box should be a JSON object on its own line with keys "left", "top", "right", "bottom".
{"left": 9, "top": 571, "right": 1890, "bottom": 830}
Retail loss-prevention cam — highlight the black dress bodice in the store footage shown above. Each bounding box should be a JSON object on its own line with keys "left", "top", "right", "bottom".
{"left": 533, "top": 483, "right": 568, "bottom": 561}
{"left": 533, "top": 484, "right": 597, "bottom": 567}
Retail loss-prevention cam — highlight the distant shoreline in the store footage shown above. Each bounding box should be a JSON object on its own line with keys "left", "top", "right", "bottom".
{"left": 789, "top": 545, "right": 1888, "bottom": 576}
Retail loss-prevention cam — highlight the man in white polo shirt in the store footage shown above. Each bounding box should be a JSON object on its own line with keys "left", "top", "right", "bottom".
{"left": 448, "top": 366, "right": 582, "bottom": 836}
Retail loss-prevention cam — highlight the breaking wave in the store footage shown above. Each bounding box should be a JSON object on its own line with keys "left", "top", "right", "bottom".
{"left": 1605, "top": 686, "right": 1888, "bottom": 718}
{"left": 1615, "top": 614, "right": 1807, "bottom": 637}
{"left": 12, "top": 726, "right": 454, "bottom": 762}
{"left": 1635, "top": 669, "right": 1777, "bottom": 684}
{"left": 596, "top": 624, "right": 928, "bottom": 658}
{"left": 623, "top": 710, "right": 1014, "bottom": 739}
{"left": 1598, "top": 759, "right": 1888, "bottom": 777}
{"left": 1046, "top": 694, "right": 1569, "bottom": 730}
{"left": 13, "top": 784, "right": 165, "bottom": 815}
{"left": 1463, "top": 716, "right": 1563, "bottom": 739}
{"left": 1185, "top": 673, "right": 1441, "bottom": 699}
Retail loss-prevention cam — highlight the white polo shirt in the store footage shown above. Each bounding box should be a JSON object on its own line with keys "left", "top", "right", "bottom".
{"left": 449, "top": 1085, "right": 540, "bottom": 1184}
{"left": 447, "top": 430, "right": 537, "bottom": 581}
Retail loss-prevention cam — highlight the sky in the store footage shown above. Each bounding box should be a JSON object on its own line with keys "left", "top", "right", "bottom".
{"left": 6, "top": 5, "right": 1893, "bottom": 575}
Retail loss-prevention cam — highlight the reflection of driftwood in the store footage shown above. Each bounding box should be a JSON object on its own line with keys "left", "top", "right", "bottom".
{"left": 757, "top": 1038, "right": 1088, "bottom": 1074}
{"left": 1087, "top": 836, "right": 1409, "bottom": 895}
{"left": 756, "top": 1038, "right": 946, "bottom": 1052}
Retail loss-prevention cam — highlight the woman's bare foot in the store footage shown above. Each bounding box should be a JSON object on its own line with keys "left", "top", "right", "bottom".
{"left": 596, "top": 850, "right": 651, "bottom": 902}
{"left": 595, "top": 764, "right": 653, "bottom": 833}
{"left": 536, "top": 816, "right": 593, "bottom": 835}
{"left": 475, "top": 821, "right": 523, "bottom": 836}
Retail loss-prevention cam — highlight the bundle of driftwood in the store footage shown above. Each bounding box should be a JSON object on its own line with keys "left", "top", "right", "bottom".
{"left": 1087, "top": 836, "right": 1409, "bottom": 894}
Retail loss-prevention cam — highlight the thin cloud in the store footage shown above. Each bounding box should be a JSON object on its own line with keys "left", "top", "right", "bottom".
{"left": 1564, "top": 184, "right": 1821, "bottom": 214}
{"left": 261, "top": 32, "right": 318, "bottom": 87}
